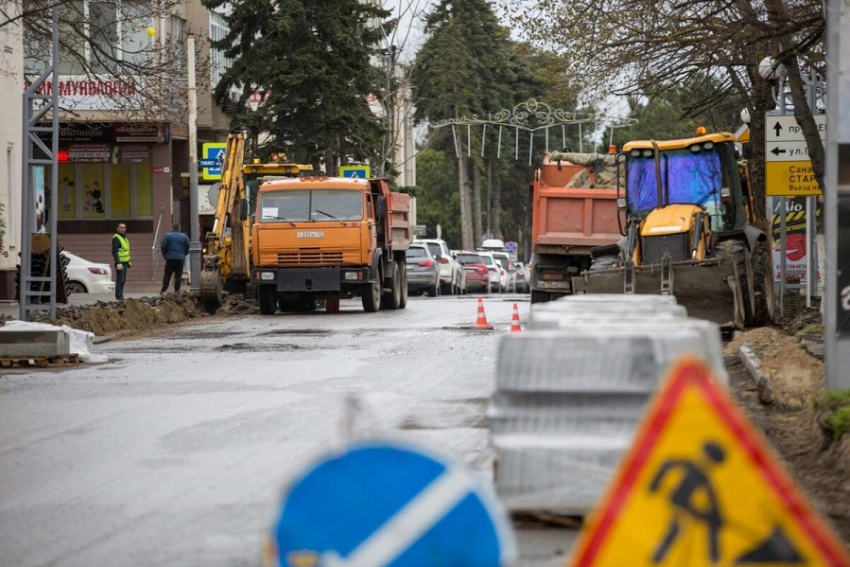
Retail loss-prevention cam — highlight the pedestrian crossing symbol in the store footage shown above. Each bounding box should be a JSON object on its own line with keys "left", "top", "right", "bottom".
{"left": 339, "top": 165, "right": 371, "bottom": 179}
{"left": 566, "top": 356, "right": 850, "bottom": 567}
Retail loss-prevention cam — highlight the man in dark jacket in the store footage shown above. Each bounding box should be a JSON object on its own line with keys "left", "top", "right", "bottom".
{"left": 160, "top": 223, "right": 190, "bottom": 294}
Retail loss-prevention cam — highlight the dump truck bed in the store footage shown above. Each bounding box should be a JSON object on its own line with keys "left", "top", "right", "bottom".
{"left": 531, "top": 159, "right": 623, "bottom": 255}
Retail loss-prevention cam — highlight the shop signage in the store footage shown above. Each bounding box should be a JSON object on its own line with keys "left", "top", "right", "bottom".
{"left": 769, "top": 197, "right": 821, "bottom": 283}
{"left": 29, "top": 75, "right": 145, "bottom": 111}
{"left": 118, "top": 145, "right": 151, "bottom": 163}
{"left": 67, "top": 144, "right": 111, "bottom": 163}
{"left": 112, "top": 122, "right": 169, "bottom": 143}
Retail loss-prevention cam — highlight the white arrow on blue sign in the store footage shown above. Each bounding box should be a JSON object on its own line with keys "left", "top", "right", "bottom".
{"left": 270, "top": 441, "right": 515, "bottom": 567}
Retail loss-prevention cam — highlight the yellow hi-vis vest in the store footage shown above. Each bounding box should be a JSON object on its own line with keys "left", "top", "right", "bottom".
{"left": 114, "top": 233, "right": 131, "bottom": 263}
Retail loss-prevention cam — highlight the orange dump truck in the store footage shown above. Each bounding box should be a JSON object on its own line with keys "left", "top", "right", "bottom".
{"left": 529, "top": 154, "right": 624, "bottom": 303}
{"left": 251, "top": 176, "right": 411, "bottom": 314}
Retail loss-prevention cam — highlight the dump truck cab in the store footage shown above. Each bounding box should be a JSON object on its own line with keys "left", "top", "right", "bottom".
{"left": 251, "top": 175, "right": 411, "bottom": 314}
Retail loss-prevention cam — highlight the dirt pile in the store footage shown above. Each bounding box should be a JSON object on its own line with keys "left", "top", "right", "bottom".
{"left": 216, "top": 294, "right": 259, "bottom": 316}
{"left": 45, "top": 294, "right": 209, "bottom": 336}
{"left": 728, "top": 327, "right": 850, "bottom": 543}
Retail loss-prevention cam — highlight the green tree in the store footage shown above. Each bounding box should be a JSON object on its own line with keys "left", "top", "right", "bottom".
{"left": 413, "top": 149, "right": 462, "bottom": 246}
{"left": 411, "top": 0, "right": 518, "bottom": 249}
{"left": 203, "top": 0, "right": 392, "bottom": 170}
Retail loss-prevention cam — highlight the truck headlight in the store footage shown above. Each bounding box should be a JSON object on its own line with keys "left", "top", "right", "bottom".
{"left": 260, "top": 272, "right": 274, "bottom": 281}
{"left": 344, "top": 272, "right": 360, "bottom": 281}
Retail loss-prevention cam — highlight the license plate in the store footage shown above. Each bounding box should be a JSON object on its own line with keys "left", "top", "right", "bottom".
{"left": 297, "top": 231, "right": 324, "bottom": 238}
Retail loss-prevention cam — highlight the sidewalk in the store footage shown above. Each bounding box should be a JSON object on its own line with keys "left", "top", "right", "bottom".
{"left": 0, "top": 282, "right": 164, "bottom": 320}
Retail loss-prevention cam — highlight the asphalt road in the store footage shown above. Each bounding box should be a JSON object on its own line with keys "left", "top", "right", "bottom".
{"left": 0, "top": 293, "right": 576, "bottom": 567}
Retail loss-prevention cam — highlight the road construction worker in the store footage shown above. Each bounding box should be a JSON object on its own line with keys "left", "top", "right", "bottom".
{"left": 111, "top": 223, "right": 131, "bottom": 300}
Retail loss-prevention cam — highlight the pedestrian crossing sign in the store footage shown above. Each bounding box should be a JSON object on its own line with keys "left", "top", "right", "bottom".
{"left": 566, "top": 356, "right": 850, "bottom": 567}
{"left": 339, "top": 165, "right": 371, "bottom": 179}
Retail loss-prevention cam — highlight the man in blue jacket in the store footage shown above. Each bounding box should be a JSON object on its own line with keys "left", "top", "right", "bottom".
{"left": 160, "top": 223, "right": 190, "bottom": 294}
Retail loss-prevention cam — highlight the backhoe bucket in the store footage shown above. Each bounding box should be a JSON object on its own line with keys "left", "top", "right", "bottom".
{"left": 572, "top": 256, "right": 746, "bottom": 329}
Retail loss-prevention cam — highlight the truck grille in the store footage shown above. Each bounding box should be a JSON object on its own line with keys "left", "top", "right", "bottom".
{"left": 277, "top": 250, "right": 344, "bottom": 267}
{"left": 642, "top": 233, "right": 689, "bottom": 264}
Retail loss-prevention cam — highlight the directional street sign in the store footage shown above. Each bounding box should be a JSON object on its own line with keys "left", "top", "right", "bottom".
{"left": 567, "top": 357, "right": 850, "bottom": 567}
{"left": 765, "top": 115, "right": 827, "bottom": 196}
{"left": 766, "top": 161, "right": 822, "bottom": 196}
{"left": 268, "top": 440, "right": 515, "bottom": 567}
{"left": 765, "top": 114, "right": 827, "bottom": 143}
{"left": 201, "top": 142, "right": 227, "bottom": 181}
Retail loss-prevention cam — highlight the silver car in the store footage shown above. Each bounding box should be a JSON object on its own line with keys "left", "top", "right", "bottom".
{"left": 405, "top": 245, "right": 440, "bottom": 297}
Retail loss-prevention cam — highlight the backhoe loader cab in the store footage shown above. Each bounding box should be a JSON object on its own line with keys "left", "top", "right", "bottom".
{"left": 573, "top": 130, "right": 774, "bottom": 329}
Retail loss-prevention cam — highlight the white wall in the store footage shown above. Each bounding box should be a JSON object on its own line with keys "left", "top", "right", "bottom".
{"left": 0, "top": 11, "right": 23, "bottom": 271}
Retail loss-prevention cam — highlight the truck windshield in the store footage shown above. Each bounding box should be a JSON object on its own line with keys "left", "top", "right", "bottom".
{"left": 626, "top": 148, "right": 722, "bottom": 213}
{"left": 258, "top": 189, "right": 363, "bottom": 222}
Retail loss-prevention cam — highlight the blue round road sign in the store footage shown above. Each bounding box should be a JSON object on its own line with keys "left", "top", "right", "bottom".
{"left": 270, "top": 441, "right": 515, "bottom": 567}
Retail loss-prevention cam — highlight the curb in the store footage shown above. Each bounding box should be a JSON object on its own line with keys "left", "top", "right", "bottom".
{"left": 739, "top": 345, "right": 773, "bottom": 405}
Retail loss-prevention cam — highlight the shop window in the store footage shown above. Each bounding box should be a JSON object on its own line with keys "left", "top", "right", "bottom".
{"left": 80, "top": 163, "right": 105, "bottom": 218}
{"left": 135, "top": 163, "right": 152, "bottom": 216}
{"left": 58, "top": 164, "right": 76, "bottom": 219}
{"left": 111, "top": 163, "right": 131, "bottom": 217}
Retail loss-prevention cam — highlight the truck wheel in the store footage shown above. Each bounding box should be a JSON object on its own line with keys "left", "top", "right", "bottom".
{"left": 398, "top": 261, "right": 408, "bottom": 309}
{"left": 381, "top": 262, "right": 402, "bottom": 310}
{"left": 530, "top": 290, "right": 549, "bottom": 304}
{"left": 362, "top": 267, "right": 382, "bottom": 313}
{"left": 258, "top": 286, "right": 277, "bottom": 315}
{"left": 750, "top": 244, "right": 775, "bottom": 326}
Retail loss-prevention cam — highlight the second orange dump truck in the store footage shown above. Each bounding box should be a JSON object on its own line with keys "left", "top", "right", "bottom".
{"left": 529, "top": 153, "right": 624, "bottom": 303}
{"left": 251, "top": 175, "right": 412, "bottom": 314}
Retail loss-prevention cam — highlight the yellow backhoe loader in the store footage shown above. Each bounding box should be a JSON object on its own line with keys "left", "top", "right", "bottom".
{"left": 199, "top": 133, "right": 312, "bottom": 310}
{"left": 572, "top": 129, "right": 775, "bottom": 329}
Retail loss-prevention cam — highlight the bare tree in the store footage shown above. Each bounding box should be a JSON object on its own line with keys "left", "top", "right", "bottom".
{"left": 511, "top": 0, "right": 826, "bottom": 217}
{"left": 5, "top": 0, "right": 208, "bottom": 122}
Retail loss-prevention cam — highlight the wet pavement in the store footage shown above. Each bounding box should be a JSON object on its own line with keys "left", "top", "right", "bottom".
{"left": 0, "top": 293, "right": 577, "bottom": 566}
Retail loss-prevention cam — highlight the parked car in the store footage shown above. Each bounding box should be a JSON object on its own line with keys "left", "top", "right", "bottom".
{"left": 478, "top": 251, "right": 507, "bottom": 293}
{"left": 514, "top": 261, "right": 529, "bottom": 293}
{"left": 63, "top": 251, "right": 115, "bottom": 294}
{"left": 454, "top": 251, "right": 490, "bottom": 293}
{"left": 489, "top": 250, "right": 516, "bottom": 293}
{"left": 405, "top": 245, "right": 440, "bottom": 297}
{"left": 416, "top": 238, "right": 462, "bottom": 295}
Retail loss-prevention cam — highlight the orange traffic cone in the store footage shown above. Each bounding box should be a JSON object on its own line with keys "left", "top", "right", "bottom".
{"left": 510, "top": 303, "right": 522, "bottom": 333}
{"left": 475, "top": 296, "right": 493, "bottom": 329}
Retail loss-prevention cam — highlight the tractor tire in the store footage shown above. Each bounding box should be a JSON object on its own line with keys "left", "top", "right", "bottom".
{"left": 258, "top": 285, "right": 277, "bottom": 315}
{"left": 750, "top": 243, "right": 775, "bottom": 326}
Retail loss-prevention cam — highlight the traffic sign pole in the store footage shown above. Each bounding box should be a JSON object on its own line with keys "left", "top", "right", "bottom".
{"left": 825, "top": 0, "right": 850, "bottom": 390}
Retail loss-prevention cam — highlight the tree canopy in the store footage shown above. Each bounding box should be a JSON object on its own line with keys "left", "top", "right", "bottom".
{"left": 203, "top": 0, "right": 393, "bottom": 169}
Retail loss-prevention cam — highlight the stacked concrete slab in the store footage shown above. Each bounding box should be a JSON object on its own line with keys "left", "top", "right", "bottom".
{"left": 489, "top": 294, "right": 726, "bottom": 515}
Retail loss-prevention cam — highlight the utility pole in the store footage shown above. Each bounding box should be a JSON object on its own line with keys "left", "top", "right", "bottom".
{"left": 825, "top": 0, "right": 850, "bottom": 389}
{"left": 187, "top": 33, "right": 201, "bottom": 293}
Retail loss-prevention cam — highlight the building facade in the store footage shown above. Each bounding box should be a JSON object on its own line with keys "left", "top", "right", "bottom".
{"left": 0, "top": 0, "right": 231, "bottom": 300}
{"left": 0, "top": 8, "right": 23, "bottom": 299}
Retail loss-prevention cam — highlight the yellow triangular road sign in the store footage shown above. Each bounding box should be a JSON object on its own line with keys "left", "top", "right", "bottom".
{"left": 567, "top": 356, "right": 850, "bottom": 567}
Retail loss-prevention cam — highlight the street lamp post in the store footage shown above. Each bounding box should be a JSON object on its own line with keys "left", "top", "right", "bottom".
{"left": 187, "top": 33, "right": 201, "bottom": 292}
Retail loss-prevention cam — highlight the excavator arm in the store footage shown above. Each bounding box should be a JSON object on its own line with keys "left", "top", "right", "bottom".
{"left": 200, "top": 132, "right": 250, "bottom": 310}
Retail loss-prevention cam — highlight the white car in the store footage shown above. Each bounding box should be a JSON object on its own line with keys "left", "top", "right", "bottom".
{"left": 416, "top": 238, "right": 462, "bottom": 295}
{"left": 478, "top": 251, "right": 508, "bottom": 293}
{"left": 63, "top": 251, "right": 115, "bottom": 294}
